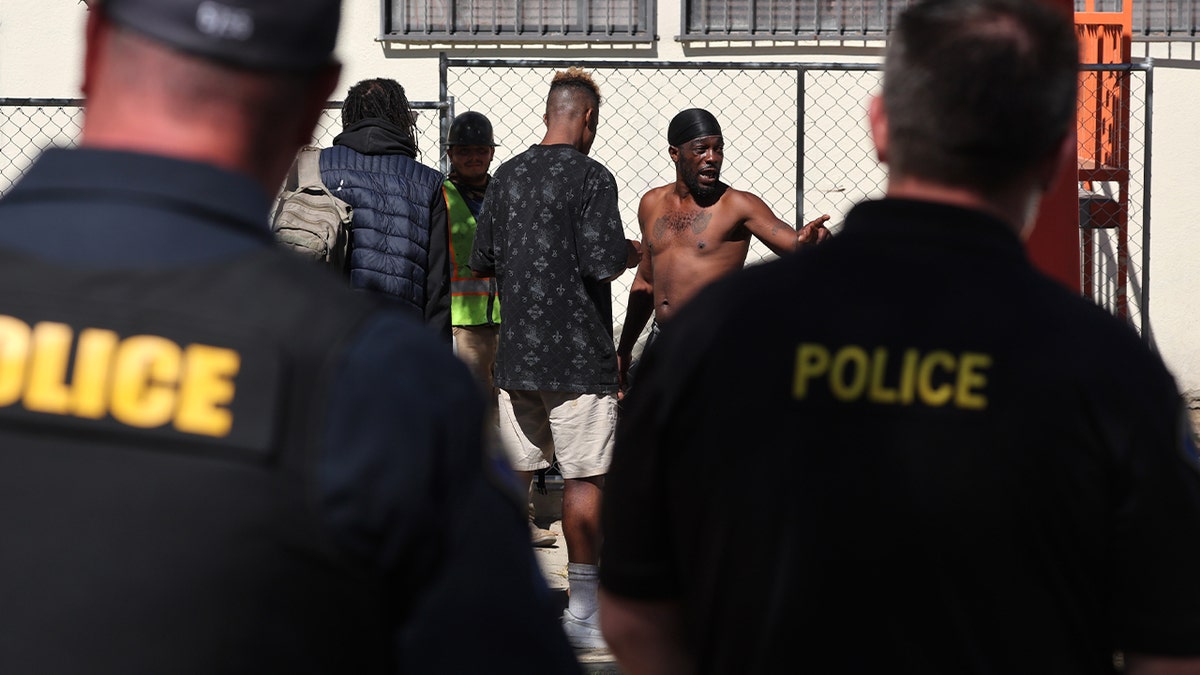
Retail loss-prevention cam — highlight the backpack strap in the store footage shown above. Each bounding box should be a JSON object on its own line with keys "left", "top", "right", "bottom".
{"left": 294, "top": 146, "right": 325, "bottom": 189}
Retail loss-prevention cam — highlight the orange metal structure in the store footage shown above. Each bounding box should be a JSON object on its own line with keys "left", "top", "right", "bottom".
{"left": 1074, "top": 0, "right": 1134, "bottom": 316}
{"left": 1026, "top": 0, "right": 1133, "bottom": 298}
{"left": 1025, "top": 0, "right": 1083, "bottom": 292}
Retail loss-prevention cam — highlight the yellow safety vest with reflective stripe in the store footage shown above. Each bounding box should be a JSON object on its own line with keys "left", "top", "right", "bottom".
{"left": 444, "top": 180, "right": 500, "bottom": 326}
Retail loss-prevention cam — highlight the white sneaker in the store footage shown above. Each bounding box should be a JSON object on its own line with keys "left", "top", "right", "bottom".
{"left": 530, "top": 522, "right": 557, "bottom": 547}
{"left": 561, "top": 609, "right": 607, "bottom": 650}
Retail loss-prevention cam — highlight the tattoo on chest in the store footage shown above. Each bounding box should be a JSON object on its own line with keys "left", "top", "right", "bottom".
{"left": 653, "top": 210, "right": 713, "bottom": 240}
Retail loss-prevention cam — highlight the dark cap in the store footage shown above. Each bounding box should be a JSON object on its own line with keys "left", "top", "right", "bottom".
{"left": 668, "top": 108, "right": 722, "bottom": 147}
{"left": 102, "top": 0, "right": 341, "bottom": 72}
{"left": 447, "top": 111, "right": 497, "bottom": 147}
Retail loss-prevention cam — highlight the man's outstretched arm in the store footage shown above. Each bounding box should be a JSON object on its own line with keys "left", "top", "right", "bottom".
{"left": 736, "top": 190, "right": 831, "bottom": 256}
{"left": 796, "top": 213, "right": 833, "bottom": 250}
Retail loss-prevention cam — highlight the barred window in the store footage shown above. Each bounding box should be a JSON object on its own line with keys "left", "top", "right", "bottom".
{"left": 681, "top": 0, "right": 1200, "bottom": 42}
{"left": 679, "top": 0, "right": 913, "bottom": 41}
{"left": 1080, "top": 0, "right": 1200, "bottom": 38}
{"left": 382, "top": 0, "right": 654, "bottom": 43}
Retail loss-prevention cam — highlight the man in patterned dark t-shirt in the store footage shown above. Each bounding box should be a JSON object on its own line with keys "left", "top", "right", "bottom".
{"left": 471, "top": 67, "right": 641, "bottom": 651}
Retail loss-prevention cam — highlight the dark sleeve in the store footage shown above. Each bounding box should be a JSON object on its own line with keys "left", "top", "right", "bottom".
{"left": 601, "top": 292, "right": 724, "bottom": 601}
{"left": 602, "top": 340, "right": 678, "bottom": 600}
{"left": 577, "top": 164, "right": 628, "bottom": 282}
{"left": 317, "top": 311, "right": 580, "bottom": 674}
{"left": 424, "top": 189, "right": 451, "bottom": 343}
{"left": 469, "top": 178, "right": 497, "bottom": 277}
{"left": 1110, "top": 367, "right": 1200, "bottom": 655}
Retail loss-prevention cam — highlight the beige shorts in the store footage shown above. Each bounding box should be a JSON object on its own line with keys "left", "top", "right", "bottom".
{"left": 497, "top": 389, "right": 617, "bottom": 479}
{"left": 452, "top": 324, "right": 499, "bottom": 392}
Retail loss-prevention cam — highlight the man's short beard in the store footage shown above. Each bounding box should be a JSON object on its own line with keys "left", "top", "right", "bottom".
{"left": 683, "top": 170, "right": 722, "bottom": 200}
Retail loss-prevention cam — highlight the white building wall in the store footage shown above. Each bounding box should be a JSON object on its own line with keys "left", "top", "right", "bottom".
{"left": 1, "top": 1, "right": 1196, "bottom": 399}
{"left": 1135, "top": 45, "right": 1200, "bottom": 402}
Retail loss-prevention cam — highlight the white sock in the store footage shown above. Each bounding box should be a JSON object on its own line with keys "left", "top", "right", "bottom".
{"left": 567, "top": 562, "right": 600, "bottom": 620}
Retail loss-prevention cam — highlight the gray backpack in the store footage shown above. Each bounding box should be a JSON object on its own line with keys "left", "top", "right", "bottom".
{"left": 270, "top": 146, "right": 353, "bottom": 269}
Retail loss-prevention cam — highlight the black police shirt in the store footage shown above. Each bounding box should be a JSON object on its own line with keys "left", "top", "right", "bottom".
{"left": 602, "top": 198, "right": 1200, "bottom": 674}
{"left": 0, "top": 148, "right": 580, "bottom": 675}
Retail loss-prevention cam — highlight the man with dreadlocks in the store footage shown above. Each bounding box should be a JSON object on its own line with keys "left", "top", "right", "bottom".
{"left": 321, "top": 78, "right": 451, "bottom": 341}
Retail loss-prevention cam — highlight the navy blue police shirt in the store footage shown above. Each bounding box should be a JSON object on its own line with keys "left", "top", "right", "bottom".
{"left": 602, "top": 198, "right": 1200, "bottom": 674}
{"left": 0, "top": 148, "right": 580, "bottom": 674}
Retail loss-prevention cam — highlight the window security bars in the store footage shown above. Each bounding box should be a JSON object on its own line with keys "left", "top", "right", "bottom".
{"left": 382, "top": 0, "right": 654, "bottom": 42}
{"left": 679, "top": 0, "right": 1198, "bottom": 41}
{"left": 680, "top": 0, "right": 910, "bottom": 40}
{"left": 1078, "top": 0, "right": 1200, "bottom": 38}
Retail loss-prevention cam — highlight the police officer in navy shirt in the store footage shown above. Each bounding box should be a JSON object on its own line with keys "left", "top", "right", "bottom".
{"left": 0, "top": 1, "right": 578, "bottom": 673}
{"left": 600, "top": 0, "right": 1200, "bottom": 673}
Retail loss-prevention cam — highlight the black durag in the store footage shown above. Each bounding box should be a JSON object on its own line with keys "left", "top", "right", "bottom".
{"left": 667, "top": 108, "right": 722, "bottom": 147}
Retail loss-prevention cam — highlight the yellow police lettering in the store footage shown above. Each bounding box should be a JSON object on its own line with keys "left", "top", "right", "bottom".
{"left": 71, "top": 328, "right": 120, "bottom": 419}
{"left": 175, "top": 344, "right": 240, "bottom": 437}
{"left": 867, "top": 347, "right": 898, "bottom": 404}
{"left": 110, "top": 335, "right": 183, "bottom": 428}
{"left": 0, "top": 314, "right": 240, "bottom": 437}
{"left": 898, "top": 349, "right": 919, "bottom": 405}
{"left": 955, "top": 352, "right": 992, "bottom": 410}
{"left": 793, "top": 342, "right": 991, "bottom": 410}
{"left": 829, "top": 345, "right": 869, "bottom": 401}
{"left": 792, "top": 343, "right": 830, "bottom": 398}
{"left": 917, "top": 350, "right": 955, "bottom": 406}
{"left": 25, "top": 321, "right": 75, "bottom": 414}
{"left": 0, "top": 315, "right": 32, "bottom": 406}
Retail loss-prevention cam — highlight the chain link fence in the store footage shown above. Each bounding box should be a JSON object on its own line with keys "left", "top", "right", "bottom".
{"left": 0, "top": 62, "right": 1153, "bottom": 344}
{"left": 443, "top": 59, "right": 1152, "bottom": 348}
{"left": 1076, "top": 63, "right": 1152, "bottom": 335}
{"left": 0, "top": 100, "right": 84, "bottom": 196}
{"left": 309, "top": 101, "right": 449, "bottom": 172}
{"left": 443, "top": 58, "right": 888, "bottom": 356}
{"left": 0, "top": 100, "right": 447, "bottom": 197}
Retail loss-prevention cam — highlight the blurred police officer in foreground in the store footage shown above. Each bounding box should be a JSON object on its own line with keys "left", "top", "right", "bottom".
{"left": 0, "top": 1, "right": 579, "bottom": 673}
{"left": 600, "top": 0, "right": 1200, "bottom": 673}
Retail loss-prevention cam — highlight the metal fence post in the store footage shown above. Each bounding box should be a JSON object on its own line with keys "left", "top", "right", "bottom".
{"left": 1141, "top": 59, "right": 1154, "bottom": 340}
{"left": 440, "top": 52, "right": 453, "bottom": 176}
{"left": 796, "top": 66, "right": 806, "bottom": 227}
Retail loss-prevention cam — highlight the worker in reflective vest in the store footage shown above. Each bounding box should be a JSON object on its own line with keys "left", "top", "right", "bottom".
{"left": 444, "top": 111, "right": 502, "bottom": 391}
{"left": 446, "top": 112, "right": 558, "bottom": 549}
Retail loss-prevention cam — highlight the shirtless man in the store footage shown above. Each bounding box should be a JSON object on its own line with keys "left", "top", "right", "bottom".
{"left": 616, "top": 108, "right": 831, "bottom": 394}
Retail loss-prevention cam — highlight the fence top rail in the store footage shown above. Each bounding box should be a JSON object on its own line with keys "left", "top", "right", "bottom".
{"left": 0, "top": 98, "right": 450, "bottom": 108}
{"left": 445, "top": 57, "right": 882, "bottom": 71}
{"left": 1083, "top": 61, "right": 1155, "bottom": 71}
{"left": 0, "top": 98, "right": 85, "bottom": 107}
{"left": 443, "top": 57, "right": 1151, "bottom": 72}
{"left": 0, "top": 61, "right": 1152, "bottom": 109}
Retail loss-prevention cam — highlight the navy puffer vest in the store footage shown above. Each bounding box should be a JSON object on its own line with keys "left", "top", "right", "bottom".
{"left": 320, "top": 124, "right": 443, "bottom": 313}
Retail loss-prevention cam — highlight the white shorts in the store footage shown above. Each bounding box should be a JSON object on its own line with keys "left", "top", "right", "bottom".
{"left": 497, "top": 389, "right": 617, "bottom": 479}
